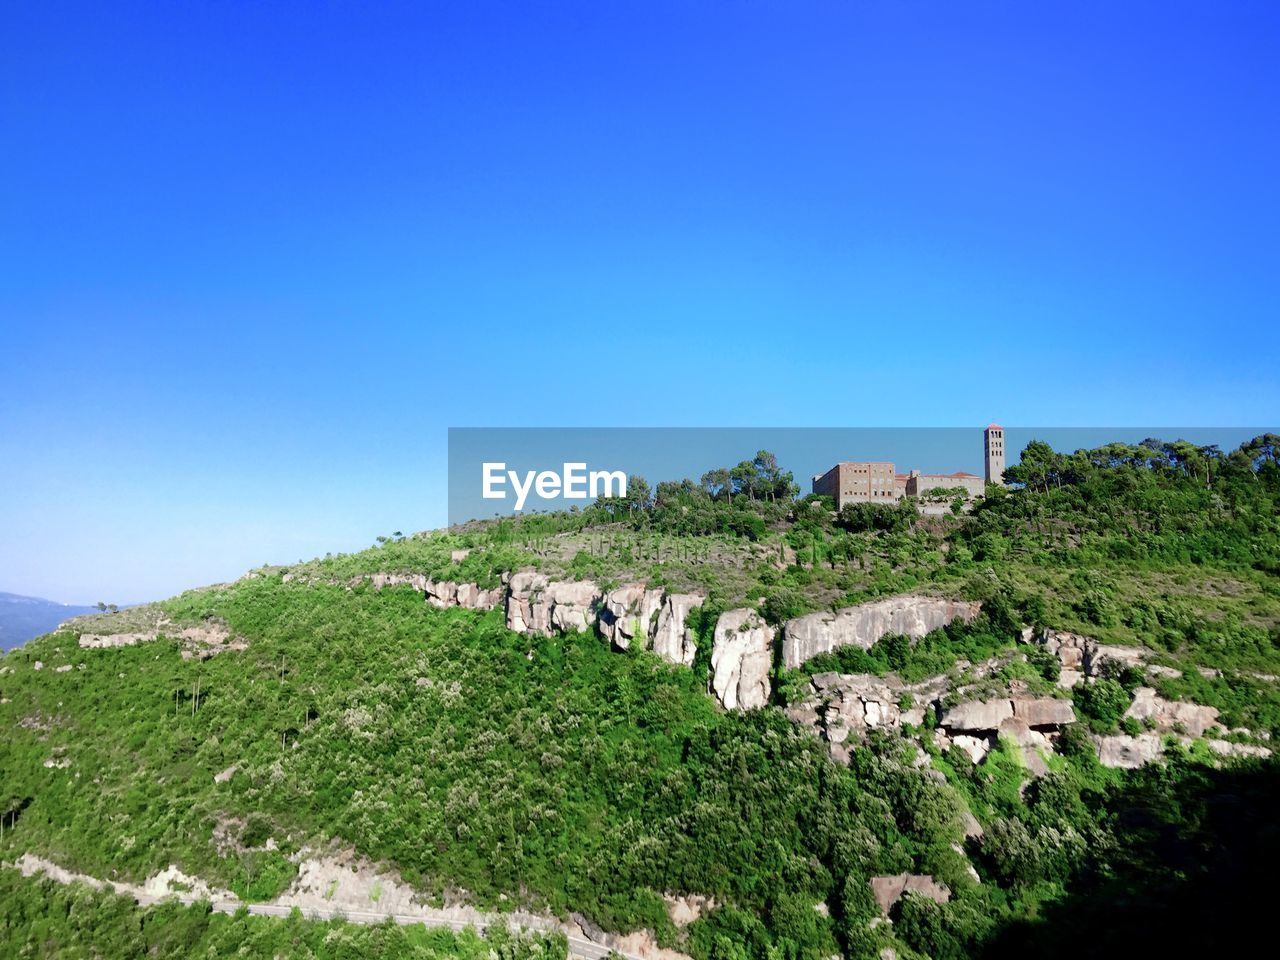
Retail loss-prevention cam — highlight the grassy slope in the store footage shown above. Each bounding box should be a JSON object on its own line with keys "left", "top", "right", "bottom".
{"left": 5, "top": 444, "right": 1280, "bottom": 958}
{"left": 7, "top": 578, "right": 947, "bottom": 955}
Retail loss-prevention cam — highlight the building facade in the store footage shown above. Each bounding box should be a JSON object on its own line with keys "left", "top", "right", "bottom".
{"left": 984, "top": 423, "right": 1005, "bottom": 485}
{"left": 904, "top": 470, "right": 985, "bottom": 499}
{"left": 811, "top": 461, "right": 899, "bottom": 508}
{"left": 812, "top": 425, "right": 1003, "bottom": 510}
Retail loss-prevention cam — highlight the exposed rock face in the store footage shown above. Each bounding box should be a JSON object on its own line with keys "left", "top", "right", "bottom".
{"left": 505, "top": 573, "right": 600, "bottom": 635}
{"left": 870, "top": 874, "right": 951, "bottom": 915}
{"left": 545, "top": 580, "right": 601, "bottom": 633}
{"left": 709, "top": 609, "right": 774, "bottom": 711}
{"left": 650, "top": 594, "right": 704, "bottom": 667}
{"left": 426, "top": 580, "right": 501, "bottom": 611}
{"left": 1096, "top": 733, "right": 1164, "bottom": 769}
{"left": 1090, "top": 644, "right": 1148, "bottom": 673}
{"left": 78, "top": 632, "right": 152, "bottom": 649}
{"left": 1125, "top": 687, "right": 1221, "bottom": 738}
{"left": 365, "top": 572, "right": 429, "bottom": 592}
{"left": 1024, "top": 628, "right": 1152, "bottom": 686}
{"left": 1206, "top": 739, "right": 1272, "bottom": 759}
{"left": 803, "top": 673, "right": 904, "bottom": 758}
{"left": 357, "top": 568, "right": 715, "bottom": 670}
{"left": 951, "top": 734, "right": 994, "bottom": 764}
{"left": 597, "top": 585, "right": 664, "bottom": 650}
{"left": 933, "top": 697, "right": 1070, "bottom": 774}
{"left": 998, "top": 716, "right": 1050, "bottom": 748}
{"left": 998, "top": 717, "right": 1053, "bottom": 776}
{"left": 939, "top": 699, "right": 1014, "bottom": 731}
{"left": 359, "top": 572, "right": 500, "bottom": 611}
{"left": 1012, "top": 697, "right": 1077, "bottom": 727}
{"left": 79, "top": 622, "right": 245, "bottom": 658}
{"left": 782, "top": 595, "right": 981, "bottom": 669}
{"left": 786, "top": 660, "right": 1016, "bottom": 762}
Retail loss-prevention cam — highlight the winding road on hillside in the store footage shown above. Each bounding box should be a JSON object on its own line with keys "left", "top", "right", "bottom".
{"left": 17, "top": 852, "right": 657, "bottom": 959}
{"left": 136, "top": 893, "right": 640, "bottom": 959}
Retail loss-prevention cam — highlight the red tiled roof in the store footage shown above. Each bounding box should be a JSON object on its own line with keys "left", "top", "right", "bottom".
{"left": 986, "top": 423, "right": 1003, "bottom": 430}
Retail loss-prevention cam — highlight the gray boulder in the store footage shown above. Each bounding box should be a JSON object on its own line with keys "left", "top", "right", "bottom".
{"left": 1096, "top": 733, "right": 1164, "bottom": 769}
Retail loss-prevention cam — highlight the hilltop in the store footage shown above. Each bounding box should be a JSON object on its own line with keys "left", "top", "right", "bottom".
{"left": 2, "top": 435, "right": 1279, "bottom": 959}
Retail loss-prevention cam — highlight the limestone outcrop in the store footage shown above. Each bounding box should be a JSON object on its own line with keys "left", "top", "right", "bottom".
{"left": 791, "top": 673, "right": 915, "bottom": 760}
{"left": 939, "top": 699, "right": 1014, "bottom": 731}
{"left": 709, "top": 609, "right": 774, "bottom": 711}
{"left": 1125, "top": 686, "right": 1221, "bottom": 738}
{"left": 1021, "top": 628, "right": 1153, "bottom": 687}
{"left": 426, "top": 580, "right": 502, "bottom": 611}
{"left": 781, "top": 595, "right": 981, "bottom": 669}
{"left": 949, "top": 734, "right": 994, "bottom": 764}
{"left": 1206, "top": 739, "right": 1272, "bottom": 759}
{"left": 358, "top": 572, "right": 500, "bottom": 611}
{"left": 77, "top": 631, "right": 152, "bottom": 649}
{"left": 505, "top": 572, "right": 600, "bottom": 635}
{"left": 79, "top": 621, "right": 246, "bottom": 659}
{"left": 1096, "top": 733, "right": 1164, "bottom": 769}
{"left": 934, "top": 696, "right": 1071, "bottom": 774}
{"left": 650, "top": 593, "right": 704, "bottom": 667}
{"left": 1012, "top": 697, "right": 1077, "bottom": 727}
{"left": 597, "top": 585, "right": 664, "bottom": 650}
{"left": 364, "top": 572, "right": 429, "bottom": 592}
{"left": 785, "top": 660, "right": 1015, "bottom": 762}
{"left": 870, "top": 874, "right": 951, "bottom": 915}
{"left": 353, "top": 567, "right": 712, "bottom": 669}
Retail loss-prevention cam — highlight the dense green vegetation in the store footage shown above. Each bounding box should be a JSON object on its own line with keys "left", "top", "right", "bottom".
{"left": 0, "top": 868, "right": 567, "bottom": 959}
{"left": 2, "top": 435, "right": 1279, "bottom": 958}
{"left": 2, "top": 578, "right": 978, "bottom": 958}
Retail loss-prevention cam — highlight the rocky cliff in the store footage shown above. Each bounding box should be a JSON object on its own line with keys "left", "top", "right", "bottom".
{"left": 1020, "top": 627, "right": 1153, "bottom": 688}
{"left": 505, "top": 573, "right": 600, "bottom": 635}
{"left": 781, "top": 595, "right": 981, "bottom": 669}
{"left": 649, "top": 593, "right": 704, "bottom": 667}
{"left": 343, "top": 575, "right": 1256, "bottom": 766}
{"left": 354, "top": 570, "right": 708, "bottom": 673}
{"left": 708, "top": 609, "right": 774, "bottom": 711}
{"left": 597, "top": 585, "right": 665, "bottom": 651}
{"left": 786, "top": 658, "right": 1078, "bottom": 774}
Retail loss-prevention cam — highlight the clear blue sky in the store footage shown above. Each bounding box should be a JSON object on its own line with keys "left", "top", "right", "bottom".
{"left": 2, "top": 1, "right": 1278, "bottom": 604}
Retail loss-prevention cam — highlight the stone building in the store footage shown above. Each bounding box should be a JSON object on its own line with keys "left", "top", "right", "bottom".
{"left": 811, "top": 461, "right": 898, "bottom": 507}
{"left": 812, "top": 425, "right": 1000, "bottom": 509}
{"left": 905, "top": 470, "right": 984, "bottom": 499}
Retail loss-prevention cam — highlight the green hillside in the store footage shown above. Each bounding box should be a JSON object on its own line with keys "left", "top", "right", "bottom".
{"left": 2, "top": 436, "right": 1279, "bottom": 960}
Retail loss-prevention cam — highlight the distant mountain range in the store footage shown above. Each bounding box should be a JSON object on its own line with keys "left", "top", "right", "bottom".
{"left": 0, "top": 592, "right": 98, "bottom": 650}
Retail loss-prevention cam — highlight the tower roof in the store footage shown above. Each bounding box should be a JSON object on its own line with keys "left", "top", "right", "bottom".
{"left": 986, "top": 423, "right": 1003, "bottom": 431}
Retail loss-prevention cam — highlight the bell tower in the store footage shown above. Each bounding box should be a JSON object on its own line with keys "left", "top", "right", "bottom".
{"left": 984, "top": 424, "right": 1006, "bottom": 485}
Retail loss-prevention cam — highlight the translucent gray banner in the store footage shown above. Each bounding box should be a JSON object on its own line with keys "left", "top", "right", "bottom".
{"left": 446, "top": 426, "right": 1273, "bottom": 525}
